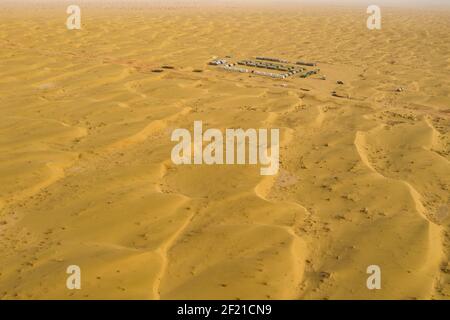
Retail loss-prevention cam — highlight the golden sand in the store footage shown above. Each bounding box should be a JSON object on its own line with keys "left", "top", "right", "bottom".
{"left": 0, "top": 3, "right": 449, "bottom": 299}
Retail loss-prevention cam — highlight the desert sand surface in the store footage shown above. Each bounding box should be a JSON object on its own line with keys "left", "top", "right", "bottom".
{"left": 0, "top": 2, "right": 449, "bottom": 300}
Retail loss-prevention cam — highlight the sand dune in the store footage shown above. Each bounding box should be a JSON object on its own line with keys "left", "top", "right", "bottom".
{"left": 0, "top": 3, "right": 449, "bottom": 299}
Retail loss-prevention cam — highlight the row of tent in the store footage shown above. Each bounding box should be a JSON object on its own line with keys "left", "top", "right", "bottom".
{"left": 220, "top": 65, "right": 291, "bottom": 79}
{"left": 209, "top": 57, "right": 319, "bottom": 79}
{"left": 237, "top": 60, "right": 304, "bottom": 73}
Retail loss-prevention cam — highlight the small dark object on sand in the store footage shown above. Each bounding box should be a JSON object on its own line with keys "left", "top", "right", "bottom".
{"left": 337, "top": 80, "right": 344, "bottom": 85}
{"left": 331, "top": 91, "right": 348, "bottom": 98}
{"left": 151, "top": 69, "right": 164, "bottom": 73}
{"left": 162, "top": 65, "right": 175, "bottom": 69}
{"left": 193, "top": 69, "right": 204, "bottom": 73}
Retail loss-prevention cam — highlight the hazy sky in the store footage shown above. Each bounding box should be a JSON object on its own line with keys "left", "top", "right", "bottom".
{"left": 283, "top": 0, "right": 449, "bottom": 5}
{"left": 208, "top": 0, "right": 450, "bottom": 6}
{"left": 8, "top": 0, "right": 450, "bottom": 7}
